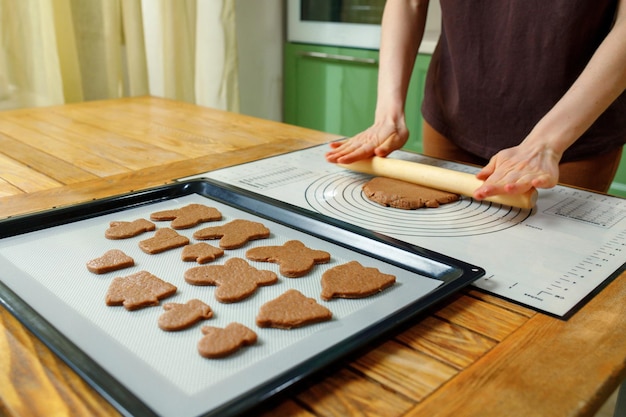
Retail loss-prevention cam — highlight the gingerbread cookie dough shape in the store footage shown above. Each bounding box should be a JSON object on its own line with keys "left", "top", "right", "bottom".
{"left": 256, "top": 289, "right": 332, "bottom": 329}
{"left": 150, "top": 203, "right": 222, "bottom": 229}
{"left": 321, "top": 261, "right": 396, "bottom": 300}
{"left": 197, "top": 322, "right": 257, "bottom": 359}
{"left": 181, "top": 242, "right": 224, "bottom": 264}
{"left": 105, "top": 270, "right": 177, "bottom": 310}
{"left": 245, "top": 240, "right": 331, "bottom": 277}
{"left": 86, "top": 249, "right": 134, "bottom": 274}
{"left": 158, "top": 299, "right": 213, "bottom": 331}
{"left": 139, "top": 228, "right": 189, "bottom": 254}
{"left": 193, "top": 219, "right": 270, "bottom": 249}
{"left": 184, "top": 257, "right": 278, "bottom": 303}
{"left": 105, "top": 218, "right": 155, "bottom": 239}
{"left": 363, "top": 177, "right": 459, "bottom": 209}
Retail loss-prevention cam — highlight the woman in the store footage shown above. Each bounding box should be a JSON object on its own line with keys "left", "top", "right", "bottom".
{"left": 325, "top": 0, "right": 626, "bottom": 200}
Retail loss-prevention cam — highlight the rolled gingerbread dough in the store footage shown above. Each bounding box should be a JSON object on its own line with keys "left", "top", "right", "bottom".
{"left": 363, "top": 177, "right": 459, "bottom": 209}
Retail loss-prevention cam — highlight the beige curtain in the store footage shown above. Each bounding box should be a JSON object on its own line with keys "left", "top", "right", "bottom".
{"left": 0, "top": 0, "right": 239, "bottom": 111}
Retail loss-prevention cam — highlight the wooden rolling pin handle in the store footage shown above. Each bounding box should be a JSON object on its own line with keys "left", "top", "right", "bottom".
{"left": 339, "top": 157, "right": 537, "bottom": 210}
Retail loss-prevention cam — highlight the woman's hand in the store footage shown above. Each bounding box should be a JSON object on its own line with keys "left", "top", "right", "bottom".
{"left": 325, "top": 120, "right": 409, "bottom": 164}
{"left": 473, "top": 143, "right": 561, "bottom": 199}
{"left": 474, "top": 0, "right": 626, "bottom": 200}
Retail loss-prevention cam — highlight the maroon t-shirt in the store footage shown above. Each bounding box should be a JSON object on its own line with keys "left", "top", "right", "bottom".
{"left": 421, "top": 0, "right": 626, "bottom": 162}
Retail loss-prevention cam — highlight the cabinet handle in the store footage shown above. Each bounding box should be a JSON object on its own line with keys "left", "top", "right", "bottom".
{"left": 298, "top": 51, "right": 378, "bottom": 66}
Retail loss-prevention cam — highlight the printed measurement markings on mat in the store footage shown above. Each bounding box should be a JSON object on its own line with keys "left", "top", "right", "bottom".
{"left": 238, "top": 166, "right": 320, "bottom": 190}
{"left": 543, "top": 194, "right": 626, "bottom": 228}
{"left": 538, "top": 229, "right": 626, "bottom": 300}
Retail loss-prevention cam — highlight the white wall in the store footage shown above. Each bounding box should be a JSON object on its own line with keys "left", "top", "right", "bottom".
{"left": 234, "top": 1, "right": 284, "bottom": 122}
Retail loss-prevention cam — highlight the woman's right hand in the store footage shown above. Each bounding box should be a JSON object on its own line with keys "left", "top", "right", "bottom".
{"left": 325, "top": 119, "right": 409, "bottom": 164}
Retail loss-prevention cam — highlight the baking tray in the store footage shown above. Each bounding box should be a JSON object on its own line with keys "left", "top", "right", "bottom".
{"left": 0, "top": 179, "right": 484, "bottom": 417}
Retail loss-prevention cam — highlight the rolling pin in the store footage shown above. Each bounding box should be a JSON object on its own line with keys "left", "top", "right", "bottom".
{"left": 339, "top": 157, "right": 538, "bottom": 209}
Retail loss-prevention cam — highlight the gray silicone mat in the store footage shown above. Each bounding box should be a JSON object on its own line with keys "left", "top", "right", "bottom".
{"left": 0, "top": 180, "right": 484, "bottom": 417}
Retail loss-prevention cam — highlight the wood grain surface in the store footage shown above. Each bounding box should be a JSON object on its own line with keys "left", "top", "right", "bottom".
{"left": 0, "top": 97, "right": 624, "bottom": 417}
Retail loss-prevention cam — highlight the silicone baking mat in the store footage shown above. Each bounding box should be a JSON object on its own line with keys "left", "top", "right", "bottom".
{"left": 183, "top": 143, "right": 626, "bottom": 318}
{"left": 0, "top": 180, "right": 483, "bottom": 417}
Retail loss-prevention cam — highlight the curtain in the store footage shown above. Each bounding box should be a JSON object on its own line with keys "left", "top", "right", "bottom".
{"left": 0, "top": 0, "right": 239, "bottom": 112}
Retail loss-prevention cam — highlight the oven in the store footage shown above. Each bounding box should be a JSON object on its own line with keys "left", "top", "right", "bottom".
{"left": 286, "top": 0, "right": 441, "bottom": 50}
{"left": 286, "top": 0, "right": 384, "bottom": 49}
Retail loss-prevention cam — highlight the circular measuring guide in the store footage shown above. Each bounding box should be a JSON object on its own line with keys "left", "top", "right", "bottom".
{"left": 304, "top": 172, "right": 533, "bottom": 237}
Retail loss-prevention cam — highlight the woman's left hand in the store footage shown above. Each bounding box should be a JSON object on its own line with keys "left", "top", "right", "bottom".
{"left": 473, "top": 144, "right": 561, "bottom": 199}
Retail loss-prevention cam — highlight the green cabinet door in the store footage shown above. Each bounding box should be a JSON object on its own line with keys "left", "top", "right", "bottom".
{"left": 283, "top": 42, "right": 430, "bottom": 153}
{"left": 609, "top": 160, "right": 626, "bottom": 197}
{"left": 404, "top": 53, "right": 431, "bottom": 153}
{"left": 283, "top": 43, "right": 378, "bottom": 137}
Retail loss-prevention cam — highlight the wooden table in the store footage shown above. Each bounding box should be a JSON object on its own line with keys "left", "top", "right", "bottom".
{"left": 0, "top": 97, "right": 624, "bottom": 417}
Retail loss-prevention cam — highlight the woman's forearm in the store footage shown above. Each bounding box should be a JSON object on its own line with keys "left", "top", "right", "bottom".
{"left": 375, "top": 0, "right": 430, "bottom": 123}
{"left": 523, "top": 0, "right": 626, "bottom": 157}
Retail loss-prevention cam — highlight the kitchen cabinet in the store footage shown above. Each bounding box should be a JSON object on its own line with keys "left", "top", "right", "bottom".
{"left": 283, "top": 42, "right": 626, "bottom": 197}
{"left": 283, "top": 42, "right": 429, "bottom": 153}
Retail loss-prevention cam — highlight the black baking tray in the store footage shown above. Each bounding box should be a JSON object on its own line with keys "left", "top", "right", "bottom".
{"left": 0, "top": 178, "right": 485, "bottom": 417}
